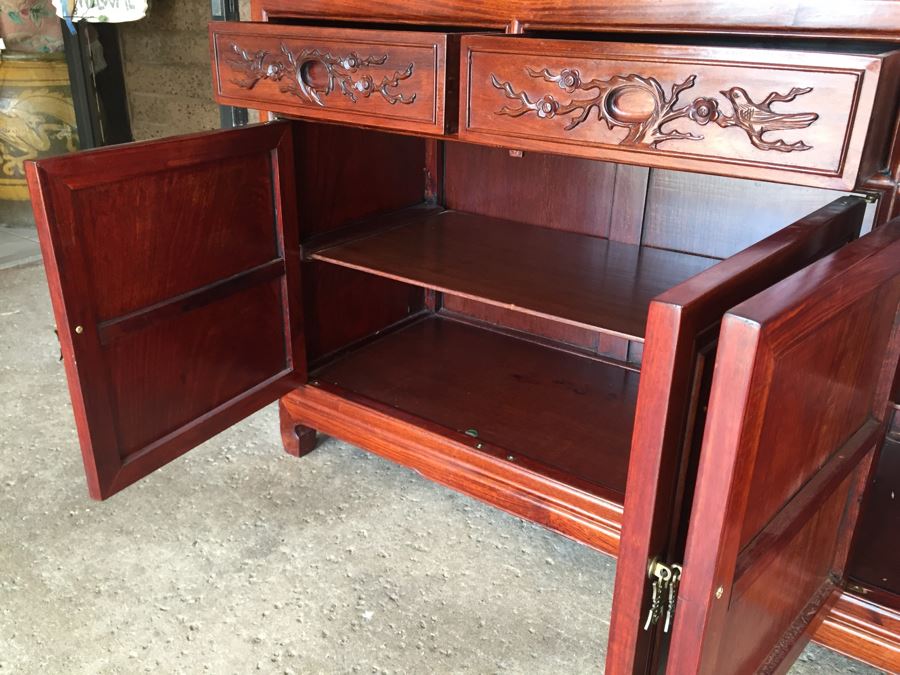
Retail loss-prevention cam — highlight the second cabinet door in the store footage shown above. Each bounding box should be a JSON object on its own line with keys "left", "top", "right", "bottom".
{"left": 607, "top": 196, "right": 867, "bottom": 675}
{"left": 669, "top": 220, "right": 900, "bottom": 673}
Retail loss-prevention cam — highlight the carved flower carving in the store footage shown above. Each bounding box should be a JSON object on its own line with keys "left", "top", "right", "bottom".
{"left": 687, "top": 97, "right": 720, "bottom": 125}
{"left": 354, "top": 74, "right": 374, "bottom": 94}
{"left": 265, "top": 62, "right": 285, "bottom": 80}
{"left": 341, "top": 53, "right": 361, "bottom": 70}
{"left": 557, "top": 68, "right": 581, "bottom": 92}
{"left": 536, "top": 94, "right": 559, "bottom": 119}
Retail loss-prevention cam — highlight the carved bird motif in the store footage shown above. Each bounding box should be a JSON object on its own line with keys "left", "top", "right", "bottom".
{"left": 719, "top": 86, "right": 819, "bottom": 152}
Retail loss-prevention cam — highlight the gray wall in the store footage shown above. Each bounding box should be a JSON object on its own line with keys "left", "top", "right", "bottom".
{"left": 119, "top": 0, "right": 254, "bottom": 140}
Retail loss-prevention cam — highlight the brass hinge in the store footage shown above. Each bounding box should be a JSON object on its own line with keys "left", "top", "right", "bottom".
{"left": 850, "top": 192, "right": 879, "bottom": 204}
{"left": 644, "top": 557, "right": 683, "bottom": 633}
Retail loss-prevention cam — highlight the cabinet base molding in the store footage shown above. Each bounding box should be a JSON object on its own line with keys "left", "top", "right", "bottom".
{"left": 814, "top": 591, "right": 900, "bottom": 673}
{"left": 280, "top": 385, "right": 624, "bottom": 557}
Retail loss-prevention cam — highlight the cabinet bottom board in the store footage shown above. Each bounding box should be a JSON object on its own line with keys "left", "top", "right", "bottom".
{"left": 310, "top": 315, "right": 638, "bottom": 496}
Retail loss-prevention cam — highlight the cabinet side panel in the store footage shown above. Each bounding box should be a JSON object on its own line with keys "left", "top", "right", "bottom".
{"left": 303, "top": 262, "right": 425, "bottom": 364}
{"left": 293, "top": 121, "right": 427, "bottom": 241}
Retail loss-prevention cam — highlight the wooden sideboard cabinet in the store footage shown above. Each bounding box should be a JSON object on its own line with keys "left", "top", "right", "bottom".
{"left": 25, "top": 2, "right": 900, "bottom": 673}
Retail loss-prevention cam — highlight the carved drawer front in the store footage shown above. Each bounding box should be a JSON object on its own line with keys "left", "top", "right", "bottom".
{"left": 461, "top": 35, "right": 899, "bottom": 189}
{"left": 211, "top": 22, "right": 458, "bottom": 134}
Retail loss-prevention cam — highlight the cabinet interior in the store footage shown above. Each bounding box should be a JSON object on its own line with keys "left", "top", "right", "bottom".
{"left": 289, "top": 119, "right": 857, "bottom": 505}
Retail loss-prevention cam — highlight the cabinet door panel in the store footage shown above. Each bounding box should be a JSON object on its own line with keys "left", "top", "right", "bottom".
{"left": 606, "top": 196, "right": 866, "bottom": 675}
{"left": 27, "top": 123, "right": 304, "bottom": 500}
{"left": 667, "top": 221, "right": 900, "bottom": 674}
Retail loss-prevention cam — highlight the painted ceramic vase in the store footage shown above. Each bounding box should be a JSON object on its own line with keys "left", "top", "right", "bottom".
{"left": 0, "top": 52, "right": 78, "bottom": 223}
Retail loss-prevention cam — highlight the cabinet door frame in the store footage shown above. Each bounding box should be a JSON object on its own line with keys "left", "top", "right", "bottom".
{"left": 666, "top": 221, "right": 900, "bottom": 674}
{"left": 606, "top": 196, "right": 868, "bottom": 675}
{"left": 27, "top": 122, "right": 304, "bottom": 499}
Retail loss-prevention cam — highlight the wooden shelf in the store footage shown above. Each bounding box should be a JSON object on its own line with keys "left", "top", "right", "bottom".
{"left": 311, "top": 315, "right": 639, "bottom": 496}
{"left": 310, "top": 208, "right": 719, "bottom": 341}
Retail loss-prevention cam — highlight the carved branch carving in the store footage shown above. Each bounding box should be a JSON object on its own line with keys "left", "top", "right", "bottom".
{"left": 490, "top": 67, "right": 818, "bottom": 152}
{"left": 225, "top": 43, "right": 416, "bottom": 107}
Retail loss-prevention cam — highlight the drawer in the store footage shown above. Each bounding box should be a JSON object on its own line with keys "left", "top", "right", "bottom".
{"left": 210, "top": 22, "right": 458, "bottom": 134}
{"left": 461, "top": 35, "right": 900, "bottom": 189}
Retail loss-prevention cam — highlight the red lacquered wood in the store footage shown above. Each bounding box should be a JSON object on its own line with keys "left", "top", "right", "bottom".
{"left": 441, "top": 143, "right": 648, "bottom": 360}
{"left": 443, "top": 141, "right": 620, "bottom": 238}
{"left": 281, "top": 378, "right": 627, "bottom": 558}
{"left": 440, "top": 295, "right": 602, "bottom": 354}
{"left": 210, "top": 22, "right": 458, "bottom": 135}
{"left": 256, "top": 0, "right": 900, "bottom": 40}
{"left": 460, "top": 35, "right": 896, "bottom": 190}
{"left": 311, "top": 315, "right": 638, "bottom": 496}
{"left": 666, "top": 221, "right": 900, "bottom": 675}
{"left": 35, "top": 0, "right": 900, "bottom": 667}
{"left": 302, "top": 261, "right": 425, "bottom": 364}
{"left": 26, "top": 123, "right": 304, "bottom": 500}
{"left": 814, "top": 590, "right": 900, "bottom": 674}
{"left": 606, "top": 196, "right": 866, "bottom": 675}
{"left": 640, "top": 170, "right": 871, "bottom": 260}
{"left": 279, "top": 400, "right": 318, "bottom": 457}
{"left": 311, "top": 208, "right": 719, "bottom": 341}
{"left": 289, "top": 121, "right": 427, "bottom": 242}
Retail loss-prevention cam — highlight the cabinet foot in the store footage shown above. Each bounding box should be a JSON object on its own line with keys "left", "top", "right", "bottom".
{"left": 279, "top": 400, "right": 318, "bottom": 458}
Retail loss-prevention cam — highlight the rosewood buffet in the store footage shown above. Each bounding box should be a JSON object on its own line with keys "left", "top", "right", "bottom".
{"left": 26, "top": 2, "right": 900, "bottom": 673}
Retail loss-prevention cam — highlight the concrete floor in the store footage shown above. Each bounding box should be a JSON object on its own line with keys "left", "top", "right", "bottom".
{"left": 0, "top": 262, "right": 880, "bottom": 674}
{"left": 0, "top": 225, "right": 40, "bottom": 272}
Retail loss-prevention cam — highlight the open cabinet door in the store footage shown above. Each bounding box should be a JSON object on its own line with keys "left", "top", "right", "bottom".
{"left": 605, "top": 197, "right": 866, "bottom": 675}
{"left": 26, "top": 123, "right": 304, "bottom": 500}
{"left": 666, "top": 220, "right": 900, "bottom": 674}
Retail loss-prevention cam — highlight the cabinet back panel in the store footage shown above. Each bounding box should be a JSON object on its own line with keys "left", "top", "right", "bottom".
{"left": 292, "top": 121, "right": 427, "bottom": 241}
{"left": 442, "top": 143, "right": 648, "bottom": 359}
{"left": 441, "top": 294, "right": 635, "bottom": 361}
{"left": 641, "top": 170, "right": 874, "bottom": 259}
{"left": 443, "top": 142, "right": 618, "bottom": 237}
